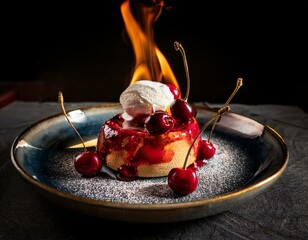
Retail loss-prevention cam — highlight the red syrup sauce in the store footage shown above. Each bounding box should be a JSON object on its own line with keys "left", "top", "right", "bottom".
{"left": 97, "top": 113, "right": 204, "bottom": 180}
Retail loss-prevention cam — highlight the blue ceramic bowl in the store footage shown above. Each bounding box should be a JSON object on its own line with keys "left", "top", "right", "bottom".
{"left": 11, "top": 103, "right": 288, "bottom": 223}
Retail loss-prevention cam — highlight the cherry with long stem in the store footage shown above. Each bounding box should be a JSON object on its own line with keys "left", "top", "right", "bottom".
{"left": 58, "top": 91, "right": 102, "bottom": 177}
{"left": 170, "top": 41, "right": 195, "bottom": 122}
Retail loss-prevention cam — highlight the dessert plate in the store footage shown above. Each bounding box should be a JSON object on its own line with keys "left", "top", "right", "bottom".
{"left": 11, "top": 103, "right": 288, "bottom": 223}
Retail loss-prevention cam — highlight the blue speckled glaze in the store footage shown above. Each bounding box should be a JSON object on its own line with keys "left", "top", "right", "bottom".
{"left": 11, "top": 103, "right": 288, "bottom": 222}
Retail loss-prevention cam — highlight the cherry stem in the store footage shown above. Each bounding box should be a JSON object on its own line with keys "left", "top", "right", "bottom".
{"left": 208, "top": 116, "right": 220, "bottom": 143}
{"left": 58, "top": 91, "right": 87, "bottom": 152}
{"left": 182, "top": 106, "right": 230, "bottom": 169}
{"left": 174, "top": 41, "right": 190, "bottom": 102}
{"left": 207, "top": 78, "right": 243, "bottom": 143}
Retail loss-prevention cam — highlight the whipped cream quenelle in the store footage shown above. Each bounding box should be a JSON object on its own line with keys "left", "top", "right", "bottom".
{"left": 120, "top": 80, "right": 175, "bottom": 120}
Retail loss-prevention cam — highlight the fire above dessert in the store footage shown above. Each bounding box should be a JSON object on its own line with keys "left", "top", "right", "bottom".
{"left": 59, "top": 42, "right": 243, "bottom": 195}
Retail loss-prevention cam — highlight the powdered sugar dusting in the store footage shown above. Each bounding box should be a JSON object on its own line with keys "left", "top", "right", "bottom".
{"left": 43, "top": 134, "right": 256, "bottom": 204}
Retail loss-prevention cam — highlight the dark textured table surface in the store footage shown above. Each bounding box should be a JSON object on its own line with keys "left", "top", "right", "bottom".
{"left": 1, "top": 101, "right": 307, "bottom": 240}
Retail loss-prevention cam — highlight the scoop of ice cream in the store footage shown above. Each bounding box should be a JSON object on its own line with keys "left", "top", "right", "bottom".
{"left": 120, "top": 80, "right": 175, "bottom": 119}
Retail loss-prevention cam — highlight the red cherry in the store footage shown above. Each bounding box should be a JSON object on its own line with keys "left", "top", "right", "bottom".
{"left": 144, "top": 111, "right": 175, "bottom": 134}
{"left": 166, "top": 83, "right": 181, "bottom": 99}
{"left": 167, "top": 167, "right": 198, "bottom": 195}
{"left": 170, "top": 99, "right": 194, "bottom": 122}
{"left": 198, "top": 140, "right": 216, "bottom": 160}
{"left": 74, "top": 151, "right": 103, "bottom": 177}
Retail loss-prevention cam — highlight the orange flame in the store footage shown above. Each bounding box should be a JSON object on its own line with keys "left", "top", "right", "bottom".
{"left": 121, "top": 0, "right": 179, "bottom": 89}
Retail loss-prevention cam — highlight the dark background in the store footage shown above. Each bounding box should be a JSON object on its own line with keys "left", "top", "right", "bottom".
{"left": 1, "top": 1, "right": 307, "bottom": 111}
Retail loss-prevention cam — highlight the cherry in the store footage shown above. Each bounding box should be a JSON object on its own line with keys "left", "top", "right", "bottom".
{"left": 74, "top": 151, "right": 103, "bottom": 177}
{"left": 58, "top": 91, "right": 103, "bottom": 178}
{"left": 169, "top": 42, "right": 195, "bottom": 123}
{"left": 166, "top": 83, "right": 181, "bottom": 99}
{"left": 170, "top": 99, "right": 194, "bottom": 122}
{"left": 168, "top": 167, "right": 198, "bottom": 195}
{"left": 198, "top": 139, "right": 216, "bottom": 160}
{"left": 145, "top": 111, "right": 175, "bottom": 134}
